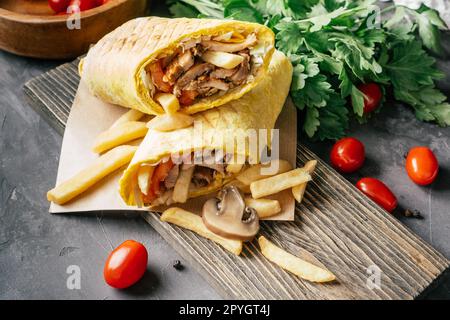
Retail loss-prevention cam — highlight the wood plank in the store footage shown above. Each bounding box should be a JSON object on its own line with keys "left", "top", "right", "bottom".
{"left": 24, "top": 59, "right": 449, "bottom": 300}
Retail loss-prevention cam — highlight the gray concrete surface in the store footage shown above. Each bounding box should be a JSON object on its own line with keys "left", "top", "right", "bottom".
{"left": 1, "top": 1, "right": 449, "bottom": 300}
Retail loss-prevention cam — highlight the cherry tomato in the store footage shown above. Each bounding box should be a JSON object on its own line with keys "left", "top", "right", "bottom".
{"left": 330, "top": 137, "right": 365, "bottom": 173}
{"left": 48, "top": 0, "right": 70, "bottom": 13}
{"left": 405, "top": 146, "right": 439, "bottom": 186}
{"left": 148, "top": 61, "right": 173, "bottom": 93}
{"left": 356, "top": 177, "right": 398, "bottom": 213}
{"left": 68, "top": 0, "right": 97, "bottom": 12}
{"left": 95, "top": 0, "right": 109, "bottom": 5}
{"left": 151, "top": 159, "right": 175, "bottom": 196}
{"left": 104, "top": 240, "right": 148, "bottom": 289}
{"left": 358, "top": 83, "right": 382, "bottom": 114}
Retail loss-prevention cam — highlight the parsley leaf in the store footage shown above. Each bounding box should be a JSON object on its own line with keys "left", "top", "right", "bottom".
{"left": 291, "top": 74, "right": 332, "bottom": 109}
{"left": 254, "top": 0, "right": 318, "bottom": 19}
{"left": 384, "top": 3, "right": 447, "bottom": 54}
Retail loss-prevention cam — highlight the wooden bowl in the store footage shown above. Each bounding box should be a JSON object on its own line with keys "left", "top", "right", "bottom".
{"left": 0, "top": 0, "right": 149, "bottom": 59}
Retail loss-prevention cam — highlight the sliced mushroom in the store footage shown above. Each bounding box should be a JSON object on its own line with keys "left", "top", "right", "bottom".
{"left": 202, "top": 186, "right": 259, "bottom": 241}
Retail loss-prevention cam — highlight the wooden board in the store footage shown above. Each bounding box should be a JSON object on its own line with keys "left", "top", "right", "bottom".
{"left": 24, "top": 59, "right": 449, "bottom": 300}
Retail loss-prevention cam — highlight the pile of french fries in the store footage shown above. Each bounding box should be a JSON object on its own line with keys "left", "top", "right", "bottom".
{"left": 225, "top": 159, "right": 317, "bottom": 219}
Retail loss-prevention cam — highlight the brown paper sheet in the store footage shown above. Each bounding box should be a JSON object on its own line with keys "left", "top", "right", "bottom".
{"left": 50, "top": 80, "right": 297, "bottom": 220}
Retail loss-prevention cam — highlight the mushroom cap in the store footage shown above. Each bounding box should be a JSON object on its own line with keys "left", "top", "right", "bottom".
{"left": 202, "top": 186, "right": 259, "bottom": 241}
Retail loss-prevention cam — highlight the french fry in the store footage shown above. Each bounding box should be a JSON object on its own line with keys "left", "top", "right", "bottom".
{"left": 152, "top": 190, "right": 173, "bottom": 206}
{"left": 213, "top": 31, "right": 245, "bottom": 42}
{"left": 47, "top": 145, "right": 137, "bottom": 205}
{"left": 236, "top": 160, "right": 292, "bottom": 186}
{"left": 245, "top": 198, "right": 281, "bottom": 218}
{"left": 111, "top": 109, "right": 145, "bottom": 128}
{"left": 258, "top": 236, "right": 336, "bottom": 283}
{"left": 161, "top": 208, "right": 243, "bottom": 255}
{"left": 172, "top": 166, "right": 195, "bottom": 203}
{"left": 250, "top": 168, "right": 311, "bottom": 199}
{"left": 93, "top": 121, "right": 148, "bottom": 154}
{"left": 147, "top": 113, "right": 194, "bottom": 132}
{"left": 155, "top": 93, "right": 180, "bottom": 114}
{"left": 292, "top": 160, "right": 317, "bottom": 203}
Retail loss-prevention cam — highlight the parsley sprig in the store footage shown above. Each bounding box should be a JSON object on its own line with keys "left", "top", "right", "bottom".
{"left": 168, "top": 0, "right": 449, "bottom": 140}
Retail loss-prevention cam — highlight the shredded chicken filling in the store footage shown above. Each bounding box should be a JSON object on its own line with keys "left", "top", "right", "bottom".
{"left": 146, "top": 33, "right": 264, "bottom": 107}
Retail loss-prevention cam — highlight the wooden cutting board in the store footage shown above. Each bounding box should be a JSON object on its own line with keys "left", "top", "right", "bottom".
{"left": 24, "top": 58, "right": 449, "bottom": 300}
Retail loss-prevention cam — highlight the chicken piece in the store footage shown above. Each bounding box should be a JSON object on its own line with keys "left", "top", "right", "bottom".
{"left": 179, "top": 90, "right": 199, "bottom": 106}
{"left": 161, "top": 52, "right": 177, "bottom": 68}
{"left": 185, "top": 78, "right": 230, "bottom": 92}
{"left": 230, "top": 51, "right": 250, "bottom": 85}
{"left": 197, "top": 163, "right": 225, "bottom": 174}
{"left": 148, "top": 61, "right": 172, "bottom": 93}
{"left": 210, "top": 68, "right": 237, "bottom": 79}
{"left": 165, "top": 165, "right": 180, "bottom": 189}
{"left": 192, "top": 44, "right": 205, "bottom": 57}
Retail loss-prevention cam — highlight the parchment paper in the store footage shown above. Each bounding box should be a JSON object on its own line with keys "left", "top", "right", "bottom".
{"left": 50, "top": 80, "right": 297, "bottom": 220}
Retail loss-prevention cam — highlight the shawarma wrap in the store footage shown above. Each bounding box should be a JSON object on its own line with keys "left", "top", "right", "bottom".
{"left": 80, "top": 17, "right": 275, "bottom": 115}
{"left": 119, "top": 51, "right": 292, "bottom": 207}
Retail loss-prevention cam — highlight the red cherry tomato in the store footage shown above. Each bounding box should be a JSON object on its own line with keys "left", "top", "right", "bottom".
{"left": 48, "top": 0, "right": 70, "bottom": 13}
{"left": 104, "top": 240, "right": 148, "bottom": 289}
{"left": 356, "top": 177, "right": 398, "bottom": 213}
{"left": 68, "top": 0, "right": 97, "bottom": 12}
{"left": 95, "top": 0, "right": 109, "bottom": 5}
{"left": 406, "top": 146, "right": 439, "bottom": 186}
{"left": 358, "top": 83, "right": 382, "bottom": 114}
{"left": 330, "top": 137, "right": 365, "bottom": 173}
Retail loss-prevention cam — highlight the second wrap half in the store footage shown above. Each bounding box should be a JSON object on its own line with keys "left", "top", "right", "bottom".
{"left": 119, "top": 51, "right": 293, "bottom": 207}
